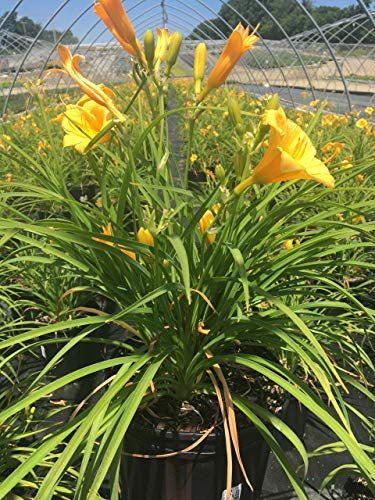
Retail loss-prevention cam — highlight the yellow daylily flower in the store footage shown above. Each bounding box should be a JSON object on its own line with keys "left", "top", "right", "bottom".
{"left": 199, "top": 203, "right": 221, "bottom": 245}
{"left": 94, "top": 0, "right": 144, "bottom": 62}
{"left": 283, "top": 239, "right": 300, "bottom": 250}
{"left": 198, "top": 23, "right": 259, "bottom": 101}
{"left": 50, "top": 44, "right": 125, "bottom": 122}
{"left": 283, "top": 239, "right": 294, "bottom": 250}
{"left": 137, "top": 227, "right": 154, "bottom": 246}
{"left": 234, "top": 107, "right": 335, "bottom": 194}
{"left": 154, "top": 28, "right": 169, "bottom": 72}
{"left": 57, "top": 98, "right": 112, "bottom": 154}
{"left": 355, "top": 118, "right": 369, "bottom": 129}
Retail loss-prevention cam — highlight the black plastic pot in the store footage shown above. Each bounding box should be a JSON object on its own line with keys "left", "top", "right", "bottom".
{"left": 342, "top": 476, "right": 373, "bottom": 499}
{"left": 120, "top": 423, "right": 270, "bottom": 500}
{"left": 276, "top": 396, "right": 308, "bottom": 451}
{"left": 69, "top": 183, "right": 97, "bottom": 203}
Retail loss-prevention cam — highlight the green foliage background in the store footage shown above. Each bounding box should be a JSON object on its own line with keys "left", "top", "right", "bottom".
{"left": 189, "top": 0, "right": 375, "bottom": 41}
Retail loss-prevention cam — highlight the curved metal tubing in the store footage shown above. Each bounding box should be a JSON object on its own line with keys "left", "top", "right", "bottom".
{"left": 1, "top": 0, "right": 373, "bottom": 114}
{"left": 203, "top": 0, "right": 296, "bottom": 103}
{"left": 2, "top": 0, "right": 71, "bottom": 115}
{"left": 0, "top": 0, "right": 24, "bottom": 30}
{"left": 252, "top": 0, "right": 317, "bottom": 101}
{"left": 294, "top": 0, "right": 352, "bottom": 110}
{"left": 357, "top": 0, "right": 375, "bottom": 28}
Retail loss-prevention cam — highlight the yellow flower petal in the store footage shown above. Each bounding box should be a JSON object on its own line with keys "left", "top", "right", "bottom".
{"left": 234, "top": 106, "right": 335, "bottom": 194}
{"left": 137, "top": 228, "right": 154, "bottom": 246}
{"left": 63, "top": 134, "right": 89, "bottom": 153}
{"left": 355, "top": 118, "right": 368, "bottom": 129}
{"left": 199, "top": 203, "right": 221, "bottom": 245}
{"left": 58, "top": 97, "right": 112, "bottom": 153}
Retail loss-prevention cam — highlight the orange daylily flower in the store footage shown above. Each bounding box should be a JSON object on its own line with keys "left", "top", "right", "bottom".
{"left": 198, "top": 23, "right": 259, "bottom": 101}
{"left": 56, "top": 96, "right": 112, "bottom": 153}
{"left": 321, "top": 142, "right": 345, "bottom": 154}
{"left": 50, "top": 44, "right": 125, "bottom": 122}
{"left": 199, "top": 203, "right": 221, "bottom": 245}
{"left": 95, "top": 223, "right": 113, "bottom": 243}
{"left": 234, "top": 107, "right": 335, "bottom": 194}
{"left": 93, "top": 223, "right": 136, "bottom": 260}
{"left": 321, "top": 141, "right": 345, "bottom": 165}
{"left": 154, "top": 27, "right": 169, "bottom": 72}
{"left": 94, "top": 0, "right": 144, "bottom": 62}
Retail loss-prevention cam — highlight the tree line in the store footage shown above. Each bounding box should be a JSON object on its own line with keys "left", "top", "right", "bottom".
{"left": 0, "top": 10, "right": 78, "bottom": 46}
{"left": 189, "top": 0, "right": 374, "bottom": 42}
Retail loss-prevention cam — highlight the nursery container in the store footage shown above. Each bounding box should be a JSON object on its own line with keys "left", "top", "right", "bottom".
{"left": 277, "top": 396, "right": 308, "bottom": 451}
{"left": 120, "top": 422, "right": 270, "bottom": 500}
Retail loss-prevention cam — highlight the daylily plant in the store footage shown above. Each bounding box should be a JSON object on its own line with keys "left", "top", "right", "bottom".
{"left": 1, "top": 2, "right": 373, "bottom": 500}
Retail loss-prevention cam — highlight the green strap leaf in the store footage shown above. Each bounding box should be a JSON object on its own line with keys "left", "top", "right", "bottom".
{"left": 228, "top": 246, "right": 250, "bottom": 311}
{"left": 168, "top": 236, "right": 191, "bottom": 303}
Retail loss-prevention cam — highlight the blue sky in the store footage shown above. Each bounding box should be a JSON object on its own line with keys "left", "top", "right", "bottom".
{"left": 3, "top": 0, "right": 372, "bottom": 41}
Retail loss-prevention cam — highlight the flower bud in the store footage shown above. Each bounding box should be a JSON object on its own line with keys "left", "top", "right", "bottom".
{"left": 137, "top": 227, "right": 154, "bottom": 246}
{"left": 234, "top": 151, "right": 246, "bottom": 181}
{"left": 144, "top": 30, "right": 155, "bottom": 70}
{"left": 235, "top": 123, "right": 246, "bottom": 137}
{"left": 162, "top": 258, "right": 171, "bottom": 269}
{"left": 265, "top": 93, "right": 279, "bottom": 110}
{"left": 215, "top": 164, "right": 226, "bottom": 184}
{"left": 194, "top": 42, "right": 207, "bottom": 94}
{"left": 252, "top": 94, "right": 280, "bottom": 149}
{"left": 164, "top": 32, "right": 183, "bottom": 76}
{"left": 228, "top": 98, "right": 242, "bottom": 127}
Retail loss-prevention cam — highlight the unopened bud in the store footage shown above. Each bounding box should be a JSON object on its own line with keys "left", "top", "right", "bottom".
{"left": 194, "top": 42, "right": 207, "bottom": 94}
{"left": 228, "top": 98, "right": 242, "bottom": 127}
{"left": 235, "top": 123, "right": 246, "bottom": 136}
{"left": 252, "top": 96, "right": 280, "bottom": 148}
{"left": 234, "top": 151, "right": 246, "bottom": 181}
{"left": 215, "top": 164, "right": 226, "bottom": 183}
{"left": 144, "top": 30, "right": 155, "bottom": 70}
{"left": 162, "top": 258, "right": 171, "bottom": 269}
{"left": 164, "top": 32, "right": 183, "bottom": 76}
{"left": 266, "top": 93, "right": 279, "bottom": 110}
